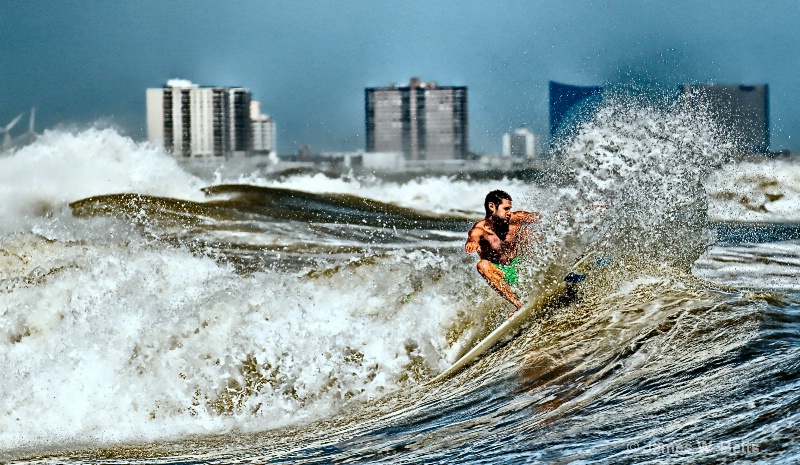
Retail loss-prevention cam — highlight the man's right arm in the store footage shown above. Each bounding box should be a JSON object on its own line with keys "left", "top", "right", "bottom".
{"left": 465, "top": 223, "right": 483, "bottom": 254}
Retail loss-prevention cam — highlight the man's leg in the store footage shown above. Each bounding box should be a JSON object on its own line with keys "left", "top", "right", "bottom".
{"left": 477, "top": 260, "right": 522, "bottom": 313}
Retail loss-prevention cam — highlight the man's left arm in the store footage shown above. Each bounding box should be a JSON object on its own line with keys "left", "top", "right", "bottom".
{"left": 514, "top": 211, "right": 541, "bottom": 225}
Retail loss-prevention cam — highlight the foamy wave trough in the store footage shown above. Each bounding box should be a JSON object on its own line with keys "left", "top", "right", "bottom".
{"left": 3, "top": 127, "right": 799, "bottom": 227}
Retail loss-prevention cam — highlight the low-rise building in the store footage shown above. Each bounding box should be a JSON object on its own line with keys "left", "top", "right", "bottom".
{"left": 502, "top": 127, "right": 540, "bottom": 159}
{"left": 250, "top": 101, "right": 276, "bottom": 155}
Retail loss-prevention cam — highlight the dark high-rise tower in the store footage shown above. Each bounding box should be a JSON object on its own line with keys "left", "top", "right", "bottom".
{"left": 366, "top": 77, "right": 468, "bottom": 161}
{"left": 681, "top": 84, "right": 769, "bottom": 153}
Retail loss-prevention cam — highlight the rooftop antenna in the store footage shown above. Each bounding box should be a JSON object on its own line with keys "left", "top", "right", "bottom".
{"left": 1, "top": 113, "right": 24, "bottom": 150}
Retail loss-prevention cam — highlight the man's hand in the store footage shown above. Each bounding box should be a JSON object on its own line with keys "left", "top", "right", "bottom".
{"left": 465, "top": 223, "right": 483, "bottom": 254}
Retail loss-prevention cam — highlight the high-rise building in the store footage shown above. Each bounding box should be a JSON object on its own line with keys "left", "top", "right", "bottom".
{"left": 365, "top": 77, "right": 468, "bottom": 161}
{"left": 250, "top": 101, "right": 276, "bottom": 155}
{"left": 146, "top": 79, "right": 252, "bottom": 157}
{"left": 502, "top": 127, "right": 540, "bottom": 159}
{"left": 681, "top": 84, "right": 769, "bottom": 153}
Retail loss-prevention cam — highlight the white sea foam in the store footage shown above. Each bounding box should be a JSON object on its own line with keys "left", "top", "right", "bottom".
{"left": 706, "top": 159, "right": 800, "bottom": 222}
{"left": 0, "top": 128, "right": 205, "bottom": 232}
{"left": 2, "top": 127, "right": 796, "bottom": 229}
{"left": 0, "top": 233, "right": 487, "bottom": 452}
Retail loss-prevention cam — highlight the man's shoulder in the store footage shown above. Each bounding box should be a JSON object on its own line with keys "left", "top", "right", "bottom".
{"left": 470, "top": 219, "right": 489, "bottom": 232}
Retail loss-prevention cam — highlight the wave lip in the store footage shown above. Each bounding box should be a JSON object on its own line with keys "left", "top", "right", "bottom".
{"left": 0, "top": 128, "right": 204, "bottom": 232}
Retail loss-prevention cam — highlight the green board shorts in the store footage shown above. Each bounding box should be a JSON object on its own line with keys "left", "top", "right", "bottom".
{"left": 492, "top": 256, "right": 520, "bottom": 286}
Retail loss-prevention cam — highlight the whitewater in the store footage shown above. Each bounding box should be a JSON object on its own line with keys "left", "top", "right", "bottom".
{"left": 1, "top": 101, "right": 800, "bottom": 463}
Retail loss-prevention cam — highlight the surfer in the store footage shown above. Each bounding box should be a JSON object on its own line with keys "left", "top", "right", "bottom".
{"left": 465, "top": 190, "right": 540, "bottom": 316}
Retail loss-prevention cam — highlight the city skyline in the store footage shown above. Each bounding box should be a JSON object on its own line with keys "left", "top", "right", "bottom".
{"left": 3, "top": 1, "right": 800, "bottom": 154}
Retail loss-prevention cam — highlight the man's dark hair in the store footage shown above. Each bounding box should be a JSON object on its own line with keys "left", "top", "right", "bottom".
{"left": 484, "top": 190, "right": 512, "bottom": 216}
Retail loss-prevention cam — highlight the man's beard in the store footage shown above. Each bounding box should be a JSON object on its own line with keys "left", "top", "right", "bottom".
{"left": 493, "top": 213, "right": 510, "bottom": 226}
{"left": 492, "top": 214, "right": 510, "bottom": 236}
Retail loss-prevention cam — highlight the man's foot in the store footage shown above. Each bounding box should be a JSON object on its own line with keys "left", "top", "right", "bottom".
{"left": 595, "top": 257, "right": 612, "bottom": 267}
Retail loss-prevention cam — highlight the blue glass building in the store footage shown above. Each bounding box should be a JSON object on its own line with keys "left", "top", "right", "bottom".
{"left": 549, "top": 81, "right": 604, "bottom": 143}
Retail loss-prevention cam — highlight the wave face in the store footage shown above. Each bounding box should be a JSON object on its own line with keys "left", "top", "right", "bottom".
{"left": 1, "top": 112, "right": 800, "bottom": 464}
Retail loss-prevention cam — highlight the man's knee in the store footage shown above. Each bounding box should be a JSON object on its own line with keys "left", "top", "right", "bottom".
{"left": 477, "top": 260, "right": 493, "bottom": 275}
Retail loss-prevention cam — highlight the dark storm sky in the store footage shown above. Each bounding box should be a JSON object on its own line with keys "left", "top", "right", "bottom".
{"left": 2, "top": 0, "right": 798, "bottom": 154}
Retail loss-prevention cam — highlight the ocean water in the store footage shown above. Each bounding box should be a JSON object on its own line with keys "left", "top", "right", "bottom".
{"left": 1, "top": 103, "right": 800, "bottom": 464}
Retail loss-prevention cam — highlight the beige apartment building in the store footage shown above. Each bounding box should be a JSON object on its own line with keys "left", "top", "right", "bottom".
{"left": 146, "top": 79, "right": 252, "bottom": 158}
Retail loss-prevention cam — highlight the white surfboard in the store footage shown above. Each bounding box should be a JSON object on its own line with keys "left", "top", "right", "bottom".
{"left": 429, "top": 251, "right": 601, "bottom": 384}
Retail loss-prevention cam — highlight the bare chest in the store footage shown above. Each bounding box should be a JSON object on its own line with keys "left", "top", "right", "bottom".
{"left": 481, "top": 224, "right": 521, "bottom": 251}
